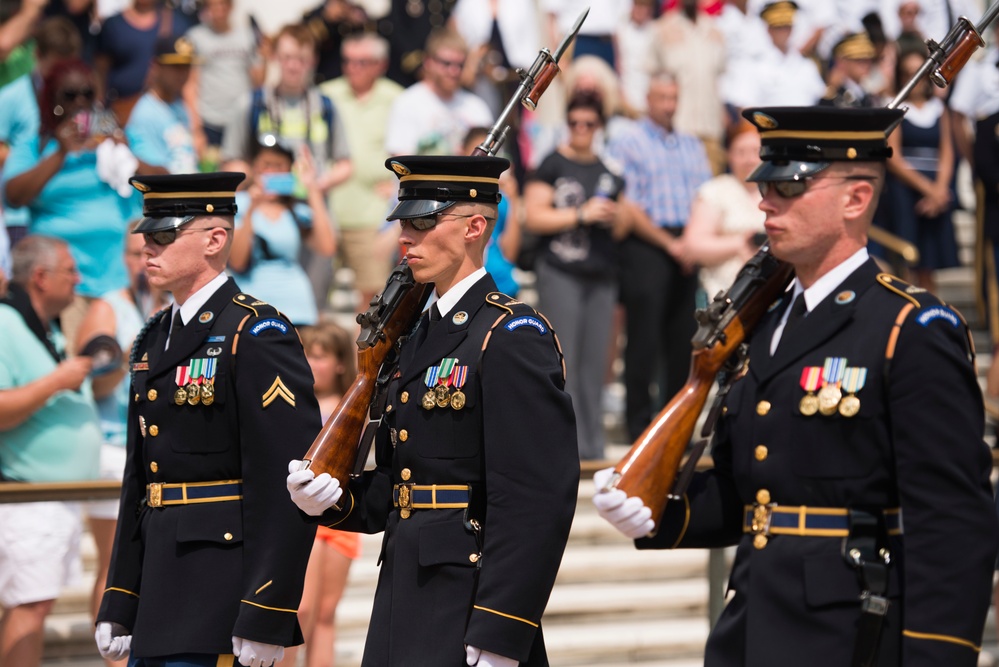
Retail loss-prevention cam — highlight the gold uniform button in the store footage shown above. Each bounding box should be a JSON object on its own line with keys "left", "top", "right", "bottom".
{"left": 147, "top": 389, "right": 158, "bottom": 401}
{"left": 148, "top": 425, "right": 159, "bottom": 437}
{"left": 469, "top": 553, "right": 480, "bottom": 563}
{"left": 401, "top": 391, "right": 410, "bottom": 404}
{"left": 756, "top": 400, "right": 771, "bottom": 416}
{"left": 754, "top": 445, "right": 769, "bottom": 462}
{"left": 149, "top": 461, "right": 158, "bottom": 473}
{"left": 134, "top": 393, "right": 140, "bottom": 402}
{"left": 399, "top": 429, "right": 409, "bottom": 442}
{"left": 401, "top": 468, "right": 412, "bottom": 481}
{"left": 224, "top": 532, "right": 233, "bottom": 541}
{"left": 385, "top": 404, "right": 393, "bottom": 413}
{"left": 756, "top": 489, "right": 771, "bottom": 505}
{"left": 753, "top": 534, "right": 768, "bottom": 549}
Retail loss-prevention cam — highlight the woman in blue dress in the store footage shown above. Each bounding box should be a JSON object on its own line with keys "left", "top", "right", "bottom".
{"left": 228, "top": 142, "right": 336, "bottom": 326}
{"left": 884, "top": 48, "right": 959, "bottom": 293}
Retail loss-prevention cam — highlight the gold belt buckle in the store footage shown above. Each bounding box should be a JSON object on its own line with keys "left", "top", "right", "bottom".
{"left": 397, "top": 484, "right": 413, "bottom": 519}
{"left": 750, "top": 503, "right": 773, "bottom": 549}
{"left": 147, "top": 483, "right": 163, "bottom": 508}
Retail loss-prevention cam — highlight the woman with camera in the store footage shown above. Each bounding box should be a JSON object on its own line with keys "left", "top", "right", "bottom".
{"left": 227, "top": 142, "right": 336, "bottom": 327}
{"left": 4, "top": 58, "right": 161, "bottom": 350}
{"left": 523, "top": 90, "right": 629, "bottom": 461}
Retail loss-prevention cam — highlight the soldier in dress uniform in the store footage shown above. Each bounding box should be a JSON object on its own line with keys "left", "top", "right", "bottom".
{"left": 821, "top": 32, "right": 881, "bottom": 108}
{"left": 94, "top": 172, "right": 320, "bottom": 667}
{"left": 286, "top": 155, "right": 579, "bottom": 666}
{"left": 594, "top": 106, "right": 999, "bottom": 666}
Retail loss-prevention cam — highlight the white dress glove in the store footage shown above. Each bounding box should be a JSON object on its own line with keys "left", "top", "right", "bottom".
{"left": 232, "top": 636, "right": 285, "bottom": 667}
{"left": 591, "top": 467, "right": 655, "bottom": 539}
{"left": 286, "top": 459, "right": 343, "bottom": 515}
{"left": 465, "top": 644, "right": 519, "bottom": 666}
{"left": 94, "top": 621, "right": 131, "bottom": 661}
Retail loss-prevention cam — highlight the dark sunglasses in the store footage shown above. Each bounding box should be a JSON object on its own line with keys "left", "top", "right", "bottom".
{"left": 568, "top": 119, "right": 598, "bottom": 129}
{"left": 400, "top": 212, "right": 480, "bottom": 231}
{"left": 757, "top": 175, "right": 876, "bottom": 199}
{"left": 143, "top": 226, "right": 231, "bottom": 246}
{"left": 57, "top": 87, "right": 95, "bottom": 102}
{"left": 431, "top": 55, "right": 466, "bottom": 70}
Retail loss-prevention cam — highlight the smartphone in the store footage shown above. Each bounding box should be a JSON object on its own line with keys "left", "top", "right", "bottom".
{"left": 261, "top": 172, "right": 297, "bottom": 196}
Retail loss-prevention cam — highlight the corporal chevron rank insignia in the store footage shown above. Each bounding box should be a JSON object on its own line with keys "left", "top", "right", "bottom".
{"left": 262, "top": 376, "right": 296, "bottom": 408}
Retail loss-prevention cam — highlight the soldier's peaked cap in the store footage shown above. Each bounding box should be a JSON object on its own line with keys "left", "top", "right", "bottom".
{"left": 742, "top": 106, "right": 902, "bottom": 181}
{"left": 385, "top": 155, "right": 510, "bottom": 221}
{"left": 130, "top": 172, "right": 245, "bottom": 233}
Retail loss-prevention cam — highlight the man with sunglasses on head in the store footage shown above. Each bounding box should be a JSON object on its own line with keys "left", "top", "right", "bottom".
{"left": 286, "top": 155, "right": 579, "bottom": 666}
{"left": 593, "top": 106, "right": 999, "bottom": 666}
{"left": 95, "top": 172, "right": 320, "bottom": 667}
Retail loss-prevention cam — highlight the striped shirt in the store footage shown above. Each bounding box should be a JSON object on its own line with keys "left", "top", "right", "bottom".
{"left": 607, "top": 117, "right": 712, "bottom": 228}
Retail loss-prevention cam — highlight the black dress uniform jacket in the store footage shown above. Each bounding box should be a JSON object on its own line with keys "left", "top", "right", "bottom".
{"left": 97, "top": 278, "right": 320, "bottom": 657}
{"left": 644, "top": 259, "right": 999, "bottom": 666}
{"left": 322, "top": 273, "right": 578, "bottom": 665}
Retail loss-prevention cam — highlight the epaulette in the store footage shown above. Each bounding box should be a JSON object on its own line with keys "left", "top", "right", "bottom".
{"left": 129, "top": 307, "right": 169, "bottom": 381}
{"left": 232, "top": 293, "right": 281, "bottom": 318}
{"left": 484, "top": 291, "right": 526, "bottom": 315}
{"left": 875, "top": 273, "right": 934, "bottom": 308}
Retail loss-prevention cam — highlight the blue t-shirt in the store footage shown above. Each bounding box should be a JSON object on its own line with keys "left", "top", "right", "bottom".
{"left": 5, "top": 136, "right": 137, "bottom": 296}
{"left": 0, "top": 74, "right": 39, "bottom": 229}
{"left": 485, "top": 194, "right": 518, "bottom": 296}
{"left": 125, "top": 92, "right": 197, "bottom": 173}
{"left": 0, "top": 305, "right": 102, "bottom": 481}
{"left": 231, "top": 191, "right": 318, "bottom": 325}
{"left": 97, "top": 9, "right": 197, "bottom": 102}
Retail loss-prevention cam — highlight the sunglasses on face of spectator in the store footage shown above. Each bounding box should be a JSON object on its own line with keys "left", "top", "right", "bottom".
{"left": 143, "top": 226, "right": 232, "bottom": 246}
{"left": 567, "top": 118, "right": 599, "bottom": 130}
{"left": 57, "top": 87, "right": 95, "bottom": 103}
{"left": 431, "top": 55, "right": 466, "bottom": 71}
{"left": 756, "top": 175, "right": 876, "bottom": 199}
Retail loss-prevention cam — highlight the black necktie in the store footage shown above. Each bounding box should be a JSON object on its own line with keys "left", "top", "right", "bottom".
{"left": 780, "top": 293, "right": 807, "bottom": 343}
{"left": 430, "top": 304, "right": 442, "bottom": 325}
{"left": 167, "top": 310, "right": 183, "bottom": 349}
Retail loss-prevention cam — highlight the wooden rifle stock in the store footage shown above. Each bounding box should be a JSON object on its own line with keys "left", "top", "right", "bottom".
{"left": 302, "top": 261, "right": 432, "bottom": 507}
{"left": 606, "top": 248, "right": 793, "bottom": 534}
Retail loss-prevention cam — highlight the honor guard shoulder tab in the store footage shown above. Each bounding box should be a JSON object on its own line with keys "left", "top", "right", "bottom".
{"left": 878, "top": 273, "right": 974, "bottom": 360}
{"left": 231, "top": 294, "right": 297, "bottom": 356}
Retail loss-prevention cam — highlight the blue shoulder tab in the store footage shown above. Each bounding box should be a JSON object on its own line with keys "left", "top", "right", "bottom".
{"left": 250, "top": 318, "right": 290, "bottom": 336}
{"left": 916, "top": 305, "right": 960, "bottom": 328}
{"left": 504, "top": 315, "right": 548, "bottom": 335}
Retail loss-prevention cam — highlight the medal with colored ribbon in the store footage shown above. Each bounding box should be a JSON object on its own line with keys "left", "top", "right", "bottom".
{"left": 449, "top": 365, "right": 468, "bottom": 410}
{"left": 422, "top": 365, "right": 440, "bottom": 410}
{"left": 818, "top": 357, "right": 847, "bottom": 416}
{"left": 195, "top": 358, "right": 217, "bottom": 406}
{"left": 435, "top": 358, "right": 457, "bottom": 408}
{"left": 838, "top": 367, "right": 867, "bottom": 418}
{"left": 186, "top": 358, "right": 203, "bottom": 405}
{"left": 799, "top": 366, "right": 824, "bottom": 416}
{"left": 175, "top": 365, "right": 191, "bottom": 405}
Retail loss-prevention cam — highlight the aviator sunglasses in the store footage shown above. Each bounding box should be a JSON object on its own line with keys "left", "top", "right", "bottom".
{"left": 757, "top": 175, "right": 876, "bottom": 199}
{"left": 401, "top": 212, "right": 480, "bottom": 231}
{"left": 143, "top": 226, "right": 231, "bottom": 246}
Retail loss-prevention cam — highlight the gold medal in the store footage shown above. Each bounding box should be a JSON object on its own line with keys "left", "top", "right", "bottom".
{"left": 799, "top": 394, "right": 819, "bottom": 416}
{"left": 422, "top": 390, "right": 437, "bottom": 410}
{"left": 435, "top": 383, "right": 450, "bottom": 408}
{"left": 839, "top": 394, "right": 860, "bottom": 417}
{"left": 450, "top": 389, "right": 466, "bottom": 410}
{"left": 817, "top": 384, "right": 841, "bottom": 416}
{"left": 186, "top": 382, "right": 201, "bottom": 406}
{"left": 201, "top": 382, "right": 215, "bottom": 406}
{"left": 174, "top": 387, "right": 188, "bottom": 405}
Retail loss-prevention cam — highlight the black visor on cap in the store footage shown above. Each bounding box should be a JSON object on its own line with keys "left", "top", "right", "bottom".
{"left": 386, "top": 199, "right": 457, "bottom": 221}
{"left": 133, "top": 215, "right": 197, "bottom": 233}
{"left": 746, "top": 160, "right": 832, "bottom": 182}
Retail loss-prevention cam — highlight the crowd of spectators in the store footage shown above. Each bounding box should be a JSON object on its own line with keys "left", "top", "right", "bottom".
{"left": 1, "top": 0, "right": 998, "bottom": 664}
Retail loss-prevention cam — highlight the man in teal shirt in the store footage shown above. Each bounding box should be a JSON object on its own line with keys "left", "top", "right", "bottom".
{"left": 0, "top": 234, "right": 103, "bottom": 667}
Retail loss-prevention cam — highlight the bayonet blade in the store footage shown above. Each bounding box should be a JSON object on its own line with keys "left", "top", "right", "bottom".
{"left": 553, "top": 7, "right": 589, "bottom": 63}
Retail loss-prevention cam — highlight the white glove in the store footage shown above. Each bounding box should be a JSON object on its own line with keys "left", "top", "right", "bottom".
{"left": 232, "top": 636, "right": 285, "bottom": 667}
{"left": 465, "top": 644, "right": 519, "bottom": 666}
{"left": 94, "top": 621, "right": 131, "bottom": 661}
{"left": 286, "top": 459, "right": 343, "bottom": 515}
{"left": 592, "top": 467, "right": 655, "bottom": 539}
